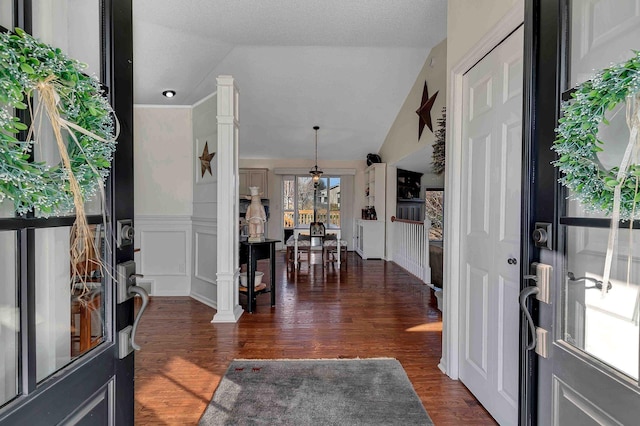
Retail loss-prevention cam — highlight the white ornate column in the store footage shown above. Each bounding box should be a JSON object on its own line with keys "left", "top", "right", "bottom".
{"left": 212, "top": 76, "right": 243, "bottom": 322}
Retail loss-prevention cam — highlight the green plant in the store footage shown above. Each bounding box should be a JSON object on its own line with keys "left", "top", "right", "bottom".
{"left": 432, "top": 107, "right": 446, "bottom": 175}
{"left": 0, "top": 27, "right": 117, "bottom": 299}
{"left": 553, "top": 50, "right": 640, "bottom": 219}
{"left": 0, "top": 27, "right": 116, "bottom": 216}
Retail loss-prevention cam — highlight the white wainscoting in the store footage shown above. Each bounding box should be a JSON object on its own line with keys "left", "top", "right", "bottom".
{"left": 191, "top": 217, "right": 217, "bottom": 308}
{"left": 134, "top": 215, "right": 192, "bottom": 296}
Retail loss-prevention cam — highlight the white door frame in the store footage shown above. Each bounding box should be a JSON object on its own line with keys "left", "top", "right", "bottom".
{"left": 441, "top": 1, "right": 524, "bottom": 379}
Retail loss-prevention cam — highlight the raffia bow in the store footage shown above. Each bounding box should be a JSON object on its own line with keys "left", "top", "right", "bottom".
{"left": 29, "top": 75, "right": 118, "bottom": 302}
{"left": 602, "top": 94, "right": 640, "bottom": 296}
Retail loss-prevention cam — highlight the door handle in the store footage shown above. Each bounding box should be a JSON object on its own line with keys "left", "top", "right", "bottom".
{"left": 519, "top": 284, "right": 540, "bottom": 351}
{"left": 128, "top": 284, "right": 149, "bottom": 350}
{"left": 567, "top": 271, "right": 612, "bottom": 292}
{"left": 116, "top": 261, "right": 150, "bottom": 357}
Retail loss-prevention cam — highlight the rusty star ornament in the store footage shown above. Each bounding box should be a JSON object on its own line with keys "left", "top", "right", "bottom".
{"left": 416, "top": 81, "right": 439, "bottom": 140}
{"left": 199, "top": 141, "right": 216, "bottom": 177}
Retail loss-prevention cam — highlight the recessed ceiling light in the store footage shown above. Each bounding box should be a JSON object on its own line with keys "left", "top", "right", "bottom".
{"left": 162, "top": 90, "right": 176, "bottom": 98}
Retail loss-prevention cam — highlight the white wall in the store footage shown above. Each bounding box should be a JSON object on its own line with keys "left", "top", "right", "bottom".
{"left": 134, "top": 107, "right": 193, "bottom": 216}
{"left": 191, "top": 94, "right": 218, "bottom": 307}
{"left": 134, "top": 106, "right": 193, "bottom": 296}
{"left": 447, "top": 0, "right": 520, "bottom": 80}
{"left": 378, "top": 39, "right": 447, "bottom": 261}
{"left": 378, "top": 39, "right": 447, "bottom": 174}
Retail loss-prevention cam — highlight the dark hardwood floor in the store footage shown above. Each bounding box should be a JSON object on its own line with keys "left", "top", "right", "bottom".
{"left": 134, "top": 251, "right": 497, "bottom": 425}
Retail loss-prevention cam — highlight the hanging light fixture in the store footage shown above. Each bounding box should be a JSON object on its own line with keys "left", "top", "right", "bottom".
{"left": 309, "top": 125, "right": 323, "bottom": 185}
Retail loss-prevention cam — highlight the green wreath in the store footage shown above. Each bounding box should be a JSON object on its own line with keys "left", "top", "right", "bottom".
{"left": 0, "top": 28, "right": 116, "bottom": 216}
{"left": 553, "top": 51, "right": 640, "bottom": 219}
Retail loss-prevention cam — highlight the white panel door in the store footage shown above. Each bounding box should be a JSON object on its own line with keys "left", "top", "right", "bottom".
{"left": 459, "top": 26, "right": 523, "bottom": 426}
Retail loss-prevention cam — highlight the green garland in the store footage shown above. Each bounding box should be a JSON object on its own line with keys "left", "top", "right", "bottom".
{"left": 0, "top": 28, "right": 116, "bottom": 216}
{"left": 553, "top": 51, "right": 640, "bottom": 219}
{"left": 432, "top": 107, "right": 446, "bottom": 175}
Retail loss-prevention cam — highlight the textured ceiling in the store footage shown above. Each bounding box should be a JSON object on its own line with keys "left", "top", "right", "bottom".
{"left": 133, "top": 0, "right": 447, "bottom": 162}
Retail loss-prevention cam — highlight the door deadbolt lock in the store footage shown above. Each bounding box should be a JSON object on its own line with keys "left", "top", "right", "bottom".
{"left": 122, "top": 225, "right": 134, "bottom": 240}
{"left": 117, "top": 219, "right": 134, "bottom": 248}
{"left": 533, "top": 222, "right": 552, "bottom": 250}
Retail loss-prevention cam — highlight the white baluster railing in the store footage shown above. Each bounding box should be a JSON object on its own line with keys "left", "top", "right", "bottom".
{"left": 390, "top": 216, "right": 431, "bottom": 284}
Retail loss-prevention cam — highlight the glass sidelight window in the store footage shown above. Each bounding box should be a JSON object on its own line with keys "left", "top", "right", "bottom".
{"left": 32, "top": 0, "right": 101, "bottom": 78}
{"left": 0, "top": 1, "right": 135, "bottom": 422}
{"left": 563, "top": 225, "right": 640, "bottom": 379}
{"left": 0, "top": 231, "right": 18, "bottom": 407}
{"left": 0, "top": 1, "right": 108, "bottom": 386}
{"left": 35, "top": 226, "right": 105, "bottom": 382}
{"left": 559, "top": 0, "right": 640, "bottom": 381}
{"left": 0, "top": 3, "right": 12, "bottom": 31}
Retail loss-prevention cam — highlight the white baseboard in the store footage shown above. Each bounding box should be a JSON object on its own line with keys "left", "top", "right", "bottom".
{"left": 438, "top": 360, "right": 447, "bottom": 375}
{"left": 190, "top": 292, "right": 217, "bottom": 309}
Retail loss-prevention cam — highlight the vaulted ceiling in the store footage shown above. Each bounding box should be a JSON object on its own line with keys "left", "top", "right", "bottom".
{"left": 133, "top": 0, "right": 447, "bottom": 162}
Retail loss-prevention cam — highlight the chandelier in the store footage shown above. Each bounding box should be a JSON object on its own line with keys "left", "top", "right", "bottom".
{"left": 309, "top": 125, "right": 323, "bottom": 185}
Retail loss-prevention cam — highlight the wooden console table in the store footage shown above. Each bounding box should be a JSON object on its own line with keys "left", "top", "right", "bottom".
{"left": 239, "top": 238, "right": 280, "bottom": 313}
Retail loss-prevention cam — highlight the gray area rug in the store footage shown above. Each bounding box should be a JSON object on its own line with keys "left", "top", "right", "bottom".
{"left": 199, "top": 358, "right": 434, "bottom": 425}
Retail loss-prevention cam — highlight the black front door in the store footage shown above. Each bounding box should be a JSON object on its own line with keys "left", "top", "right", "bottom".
{"left": 522, "top": 1, "right": 640, "bottom": 425}
{"left": 0, "top": 1, "right": 136, "bottom": 424}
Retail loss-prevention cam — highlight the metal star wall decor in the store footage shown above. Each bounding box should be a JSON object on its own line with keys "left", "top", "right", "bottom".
{"left": 199, "top": 141, "right": 216, "bottom": 177}
{"left": 416, "top": 81, "right": 439, "bottom": 140}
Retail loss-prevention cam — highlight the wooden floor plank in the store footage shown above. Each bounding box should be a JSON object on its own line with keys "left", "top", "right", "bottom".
{"left": 135, "top": 252, "right": 497, "bottom": 425}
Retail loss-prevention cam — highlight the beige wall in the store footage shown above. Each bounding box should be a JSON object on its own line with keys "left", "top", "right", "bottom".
{"left": 447, "top": 0, "right": 521, "bottom": 76}
{"left": 192, "top": 94, "right": 218, "bottom": 219}
{"left": 378, "top": 38, "right": 447, "bottom": 170}
{"left": 134, "top": 106, "right": 193, "bottom": 216}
